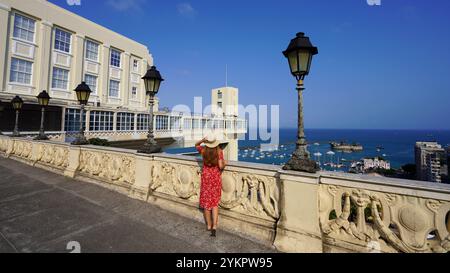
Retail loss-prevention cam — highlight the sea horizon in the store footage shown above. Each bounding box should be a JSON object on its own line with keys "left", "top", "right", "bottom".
{"left": 235, "top": 128, "right": 450, "bottom": 170}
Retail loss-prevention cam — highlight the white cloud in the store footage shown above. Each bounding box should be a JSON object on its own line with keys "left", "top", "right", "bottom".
{"left": 106, "top": 0, "right": 145, "bottom": 12}
{"left": 177, "top": 3, "right": 197, "bottom": 18}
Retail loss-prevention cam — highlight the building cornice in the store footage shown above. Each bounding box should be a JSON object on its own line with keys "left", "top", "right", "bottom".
{"left": 0, "top": 3, "right": 11, "bottom": 12}
{"left": 41, "top": 20, "right": 53, "bottom": 27}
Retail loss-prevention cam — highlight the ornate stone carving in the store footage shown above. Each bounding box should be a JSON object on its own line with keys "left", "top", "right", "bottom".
{"left": 319, "top": 184, "right": 450, "bottom": 253}
{"left": 35, "top": 144, "right": 69, "bottom": 168}
{"left": 172, "top": 166, "right": 200, "bottom": 199}
{"left": 150, "top": 162, "right": 174, "bottom": 191}
{"left": 0, "top": 137, "right": 9, "bottom": 152}
{"left": 79, "top": 150, "right": 135, "bottom": 184}
{"left": 219, "top": 173, "right": 280, "bottom": 220}
{"left": 11, "top": 140, "right": 33, "bottom": 160}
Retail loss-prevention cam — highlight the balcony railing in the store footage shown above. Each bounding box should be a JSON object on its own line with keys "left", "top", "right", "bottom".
{"left": 2, "top": 135, "right": 447, "bottom": 253}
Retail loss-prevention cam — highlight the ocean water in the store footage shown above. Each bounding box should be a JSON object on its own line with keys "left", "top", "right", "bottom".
{"left": 165, "top": 129, "right": 450, "bottom": 170}
{"left": 238, "top": 129, "right": 450, "bottom": 169}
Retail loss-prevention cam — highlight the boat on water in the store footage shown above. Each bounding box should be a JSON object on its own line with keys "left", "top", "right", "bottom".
{"left": 330, "top": 141, "right": 363, "bottom": 152}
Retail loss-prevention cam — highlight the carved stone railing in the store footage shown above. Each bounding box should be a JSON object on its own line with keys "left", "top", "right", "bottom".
{"left": 1, "top": 134, "right": 449, "bottom": 253}
{"left": 318, "top": 173, "right": 450, "bottom": 253}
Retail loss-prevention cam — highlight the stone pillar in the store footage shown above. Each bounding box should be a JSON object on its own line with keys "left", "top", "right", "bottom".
{"left": 224, "top": 137, "right": 238, "bottom": 161}
{"left": 129, "top": 154, "right": 153, "bottom": 201}
{"left": 273, "top": 170, "right": 323, "bottom": 252}
{"left": 134, "top": 113, "right": 138, "bottom": 132}
{"left": 35, "top": 20, "right": 53, "bottom": 94}
{"left": 63, "top": 146, "right": 81, "bottom": 178}
{"left": 113, "top": 111, "right": 117, "bottom": 132}
{"left": 99, "top": 44, "right": 110, "bottom": 105}
{"left": 85, "top": 109, "right": 90, "bottom": 132}
{"left": 72, "top": 34, "right": 85, "bottom": 89}
{"left": 122, "top": 52, "right": 131, "bottom": 106}
{"left": 0, "top": 4, "right": 11, "bottom": 91}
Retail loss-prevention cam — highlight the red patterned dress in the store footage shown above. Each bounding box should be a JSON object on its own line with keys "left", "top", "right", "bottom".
{"left": 196, "top": 145, "right": 223, "bottom": 210}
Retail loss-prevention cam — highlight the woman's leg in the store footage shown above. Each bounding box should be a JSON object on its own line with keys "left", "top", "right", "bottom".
{"left": 203, "top": 209, "right": 212, "bottom": 230}
{"left": 211, "top": 207, "right": 219, "bottom": 229}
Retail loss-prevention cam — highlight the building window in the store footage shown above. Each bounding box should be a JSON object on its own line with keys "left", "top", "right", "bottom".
{"left": 10, "top": 58, "right": 32, "bottom": 84}
{"left": 109, "top": 80, "right": 120, "bottom": 97}
{"left": 110, "top": 49, "right": 121, "bottom": 67}
{"left": 226, "top": 120, "right": 232, "bottom": 129}
{"left": 155, "top": 115, "right": 169, "bottom": 131}
{"left": 54, "top": 28, "right": 71, "bottom": 53}
{"left": 217, "top": 102, "right": 223, "bottom": 109}
{"left": 133, "top": 59, "right": 139, "bottom": 71}
{"left": 217, "top": 91, "right": 222, "bottom": 99}
{"left": 137, "top": 114, "right": 149, "bottom": 131}
{"left": 84, "top": 74, "right": 97, "bottom": 94}
{"left": 192, "top": 119, "right": 200, "bottom": 129}
{"left": 184, "top": 118, "right": 192, "bottom": 130}
{"left": 89, "top": 111, "right": 113, "bottom": 131}
{"left": 117, "top": 113, "right": 135, "bottom": 131}
{"left": 64, "top": 108, "right": 86, "bottom": 132}
{"left": 85, "top": 40, "right": 99, "bottom": 61}
{"left": 52, "top": 67, "right": 69, "bottom": 90}
{"left": 131, "top": 86, "right": 138, "bottom": 99}
{"left": 170, "top": 116, "right": 182, "bottom": 130}
{"left": 13, "top": 13, "right": 35, "bottom": 42}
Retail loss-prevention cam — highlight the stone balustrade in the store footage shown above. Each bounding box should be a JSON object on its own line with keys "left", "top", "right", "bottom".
{"left": 1, "top": 135, "right": 449, "bottom": 253}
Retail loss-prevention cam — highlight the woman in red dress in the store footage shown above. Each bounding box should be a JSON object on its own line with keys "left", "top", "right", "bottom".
{"left": 195, "top": 133, "right": 226, "bottom": 237}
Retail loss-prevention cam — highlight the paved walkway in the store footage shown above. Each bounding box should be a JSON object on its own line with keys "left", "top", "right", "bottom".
{"left": 0, "top": 157, "right": 276, "bottom": 253}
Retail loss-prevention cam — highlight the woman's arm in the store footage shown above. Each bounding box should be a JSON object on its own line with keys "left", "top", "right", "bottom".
{"left": 195, "top": 137, "right": 207, "bottom": 148}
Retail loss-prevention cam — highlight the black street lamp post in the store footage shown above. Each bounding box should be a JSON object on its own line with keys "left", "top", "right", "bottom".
{"left": 11, "top": 96, "right": 24, "bottom": 137}
{"left": 282, "top": 32, "right": 319, "bottom": 173}
{"left": 138, "top": 66, "right": 164, "bottom": 154}
{"left": 34, "top": 90, "right": 51, "bottom": 140}
{"left": 72, "top": 82, "right": 91, "bottom": 145}
{"left": 0, "top": 99, "right": 4, "bottom": 135}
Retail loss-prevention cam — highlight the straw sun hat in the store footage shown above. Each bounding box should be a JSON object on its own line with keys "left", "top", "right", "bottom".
{"left": 203, "top": 132, "right": 221, "bottom": 148}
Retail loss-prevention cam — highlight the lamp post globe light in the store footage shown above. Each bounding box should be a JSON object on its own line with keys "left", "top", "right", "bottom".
{"left": 138, "top": 66, "right": 164, "bottom": 154}
{"left": 34, "top": 90, "right": 51, "bottom": 140}
{"left": 282, "top": 32, "right": 319, "bottom": 173}
{"left": 72, "top": 82, "right": 91, "bottom": 145}
{"left": 11, "top": 95, "right": 24, "bottom": 137}
{"left": 0, "top": 99, "right": 4, "bottom": 135}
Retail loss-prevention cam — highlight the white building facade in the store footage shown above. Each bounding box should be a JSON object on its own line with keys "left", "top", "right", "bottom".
{"left": 0, "top": 0, "right": 159, "bottom": 137}
{"left": 0, "top": 0, "right": 247, "bottom": 160}
{"left": 415, "top": 142, "right": 448, "bottom": 183}
{"left": 363, "top": 157, "right": 391, "bottom": 170}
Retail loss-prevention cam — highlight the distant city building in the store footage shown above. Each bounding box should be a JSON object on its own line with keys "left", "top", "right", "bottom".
{"left": 415, "top": 142, "right": 448, "bottom": 183}
{"left": 363, "top": 157, "right": 391, "bottom": 170}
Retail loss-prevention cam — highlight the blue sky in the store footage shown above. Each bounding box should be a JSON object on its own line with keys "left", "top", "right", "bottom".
{"left": 49, "top": 0, "right": 450, "bottom": 130}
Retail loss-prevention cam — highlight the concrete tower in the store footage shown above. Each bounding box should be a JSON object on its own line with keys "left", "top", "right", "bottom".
{"left": 211, "top": 86, "right": 239, "bottom": 161}
{"left": 211, "top": 87, "right": 238, "bottom": 117}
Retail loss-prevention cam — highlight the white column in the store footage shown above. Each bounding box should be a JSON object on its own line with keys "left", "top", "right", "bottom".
{"left": 0, "top": 4, "right": 10, "bottom": 91}
{"left": 122, "top": 52, "right": 131, "bottom": 106}
{"left": 85, "top": 109, "right": 90, "bottom": 132}
{"left": 72, "top": 34, "right": 85, "bottom": 90}
{"left": 35, "top": 20, "right": 53, "bottom": 94}
{"left": 60, "top": 106, "right": 66, "bottom": 132}
{"left": 99, "top": 44, "right": 110, "bottom": 105}
{"left": 134, "top": 113, "right": 138, "bottom": 132}
{"left": 113, "top": 111, "right": 117, "bottom": 132}
{"left": 140, "top": 59, "right": 148, "bottom": 109}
